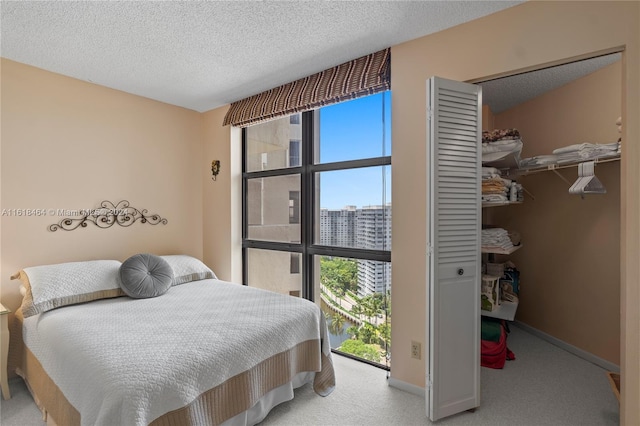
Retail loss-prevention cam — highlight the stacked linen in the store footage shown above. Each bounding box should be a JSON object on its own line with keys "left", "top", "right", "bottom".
{"left": 552, "top": 142, "right": 620, "bottom": 163}
{"left": 520, "top": 141, "right": 621, "bottom": 169}
{"left": 482, "top": 167, "right": 512, "bottom": 203}
{"left": 482, "top": 228, "right": 514, "bottom": 252}
{"left": 482, "top": 178, "right": 510, "bottom": 203}
{"left": 482, "top": 128, "right": 523, "bottom": 165}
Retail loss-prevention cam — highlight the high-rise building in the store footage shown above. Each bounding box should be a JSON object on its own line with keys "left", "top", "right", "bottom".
{"left": 320, "top": 204, "right": 392, "bottom": 296}
{"left": 319, "top": 206, "right": 357, "bottom": 247}
{"left": 356, "top": 205, "right": 392, "bottom": 296}
{"left": 245, "top": 114, "right": 303, "bottom": 295}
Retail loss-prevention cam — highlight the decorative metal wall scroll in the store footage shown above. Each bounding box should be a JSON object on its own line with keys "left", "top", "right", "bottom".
{"left": 49, "top": 200, "right": 168, "bottom": 232}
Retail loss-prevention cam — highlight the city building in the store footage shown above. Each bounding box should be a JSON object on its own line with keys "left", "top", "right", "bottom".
{"left": 320, "top": 204, "right": 392, "bottom": 296}
{"left": 319, "top": 206, "right": 357, "bottom": 247}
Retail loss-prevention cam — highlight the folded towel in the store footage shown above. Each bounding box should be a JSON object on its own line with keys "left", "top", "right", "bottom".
{"left": 482, "top": 228, "right": 514, "bottom": 251}
{"left": 553, "top": 142, "right": 620, "bottom": 155}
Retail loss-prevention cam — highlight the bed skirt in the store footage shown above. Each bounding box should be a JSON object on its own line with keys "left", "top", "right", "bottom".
{"left": 17, "top": 347, "right": 322, "bottom": 426}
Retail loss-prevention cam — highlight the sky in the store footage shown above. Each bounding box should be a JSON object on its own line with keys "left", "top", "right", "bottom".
{"left": 318, "top": 91, "right": 392, "bottom": 210}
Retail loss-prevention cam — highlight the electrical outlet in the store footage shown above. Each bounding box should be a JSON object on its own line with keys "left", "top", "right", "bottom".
{"left": 411, "top": 341, "right": 421, "bottom": 359}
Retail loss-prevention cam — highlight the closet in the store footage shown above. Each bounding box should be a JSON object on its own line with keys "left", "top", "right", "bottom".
{"left": 477, "top": 52, "right": 622, "bottom": 367}
{"left": 425, "top": 52, "right": 622, "bottom": 422}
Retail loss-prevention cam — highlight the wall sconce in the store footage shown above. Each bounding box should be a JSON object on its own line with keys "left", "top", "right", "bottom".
{"left": 211, "top": 160, "right": 221, "bottom": 181}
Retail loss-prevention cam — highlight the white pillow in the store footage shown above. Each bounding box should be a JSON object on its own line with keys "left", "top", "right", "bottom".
{"left": 12, "top": 260, "right": 124, "bottom": 318}
{"left": 159, "top": 255, "right": 216, "bottom": 285}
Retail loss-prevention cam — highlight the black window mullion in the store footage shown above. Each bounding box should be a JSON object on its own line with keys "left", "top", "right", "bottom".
{"left": 243, "top": 240, "right": 303, "bottom": 253}
{"left": 301, "top": 110, "right": 314, "bottom": 301}
{"left": 243, "top": 166, "right": 303, "bottom": 180}
{"left": 242, "top": 127, "right": 248, "bottom": 285}
{"left": 308, "top": 245, "right": 391, "bottom": 263}
{"left": 310, "top": 156, "right": 391, "bottom": 173}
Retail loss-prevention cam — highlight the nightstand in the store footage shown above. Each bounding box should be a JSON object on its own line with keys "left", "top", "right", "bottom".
{"left": 0, "top": 302, "right": 10, "bottom": 400}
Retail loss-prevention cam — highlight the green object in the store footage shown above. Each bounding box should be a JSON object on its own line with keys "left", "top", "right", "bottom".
{"left": 481, "top": 294, "right": 496, "bottom": 312}
{"left": 481, "top": 318, "right": 502, "bottom": 342}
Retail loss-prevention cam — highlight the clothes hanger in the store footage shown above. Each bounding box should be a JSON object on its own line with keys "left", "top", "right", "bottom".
{"left": 568, "top": 161, "right": 606, "bottom": 196}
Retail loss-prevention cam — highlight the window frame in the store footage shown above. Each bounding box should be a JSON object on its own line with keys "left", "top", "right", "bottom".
{"left": 242, "top": 107, "right": 391, "bottom": 301}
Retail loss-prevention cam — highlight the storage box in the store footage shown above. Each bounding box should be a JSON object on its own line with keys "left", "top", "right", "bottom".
{"left": 481, "top": 275, "right": 501, "bottom": 312}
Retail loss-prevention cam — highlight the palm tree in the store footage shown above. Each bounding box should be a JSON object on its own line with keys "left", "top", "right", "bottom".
{"left": 328, "top": 313, "right": 345, "bottom": 336}
{"left": 335, "top": 285, "right": 346, "bottom": 307}
{"left": 360, "top": 295, "right": 378, "bottom": 324}
{"left": 350, "top": 303, "right": 364, "bottom": 322}
{"left": 378, "top": 322, "right": 391, "bottom": 356}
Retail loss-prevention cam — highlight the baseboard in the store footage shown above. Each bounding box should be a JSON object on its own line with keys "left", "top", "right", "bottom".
{"left": 388, "top": 377, "right": 425, "bottom": 397}
{"left": 513, "top": 321, "right": 620, "bottom": 373}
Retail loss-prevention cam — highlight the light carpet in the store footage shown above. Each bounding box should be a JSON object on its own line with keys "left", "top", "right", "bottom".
{"left": 0, "top": 325, "right": 619, "bottom": 425}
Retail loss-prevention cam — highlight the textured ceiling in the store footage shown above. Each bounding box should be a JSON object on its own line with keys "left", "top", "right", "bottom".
{"left": 3, "top": 1, "right": 616, "bottom": 115}
{"left": 1, "top": 1, "right": 523, "bottom": 112}
{"left": 479, "top": 53, "right": 622, "bottom": 114}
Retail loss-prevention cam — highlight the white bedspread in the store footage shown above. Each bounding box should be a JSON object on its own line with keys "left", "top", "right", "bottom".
{"left": 22, "top": 279, "right": 333, "bottom": 426}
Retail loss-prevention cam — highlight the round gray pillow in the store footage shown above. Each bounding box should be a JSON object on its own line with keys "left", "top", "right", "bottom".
{"left": 119, "top": 254, "right": 174, "bottom": 299}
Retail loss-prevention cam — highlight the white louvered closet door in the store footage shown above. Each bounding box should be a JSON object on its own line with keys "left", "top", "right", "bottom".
{"left": 426, "top": 77, "right": 481, "bottom": 421}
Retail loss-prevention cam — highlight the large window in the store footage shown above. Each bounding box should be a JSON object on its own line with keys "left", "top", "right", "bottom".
{"left": 243, "top": 92, "right": 391, "bottom": 368}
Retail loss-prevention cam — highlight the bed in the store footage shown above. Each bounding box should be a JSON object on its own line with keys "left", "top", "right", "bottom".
{"left": 10, "top": 255, "right": 335, "bottom": 426}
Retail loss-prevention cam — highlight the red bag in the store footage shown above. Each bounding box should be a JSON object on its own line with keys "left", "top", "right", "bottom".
{"left": 481, "top": 321, "right": 515, "bottom": 369}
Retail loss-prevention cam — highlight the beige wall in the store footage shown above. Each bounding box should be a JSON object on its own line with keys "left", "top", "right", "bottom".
{"left": 0, "top": 59, "right": 3, "bottom": 318}
{"left": 490, "top": 62, "right": 621, "bottom": 364}
{"left": 202, "top": 106, "right": 242, "bottom": 283}
{"left": 1, "top": 59, "right": 205, "bottom": 314}
{"left": 390, "top": 1, "right": 638, "bottom": 422}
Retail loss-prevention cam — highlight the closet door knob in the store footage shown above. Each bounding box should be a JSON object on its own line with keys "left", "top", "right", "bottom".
{"left": 457, "top": 268, "right": 464, "bottom": 276}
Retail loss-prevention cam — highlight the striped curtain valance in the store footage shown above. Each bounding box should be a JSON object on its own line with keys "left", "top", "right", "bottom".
{"left": 222, "top": 48, "right": 390, "bottom": 127}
